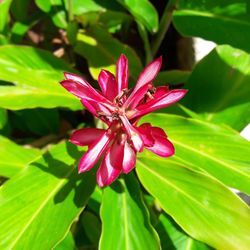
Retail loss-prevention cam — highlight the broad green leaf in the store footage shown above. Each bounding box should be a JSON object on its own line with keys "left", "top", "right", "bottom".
{"left": 54, "top": 231, "right": 76, "bottom": 250}
{"left": 75, "top": 26, "right": 142, "bottom": 80}
{"left": 173, "top": 0, "right": 250, "bottom": 53}
{"left": 136, "top": 153, "right": 250, "bottom": 250}
{"left": 183, "top": 45, "right": 250, "bottom": 131}
{"left": 0, "top": 142, "right": 95, "bottom": 249}
{"left": 63, "top": 0, "right": 122, "bottom": 15}
{"left": 0, "top": 0, "right": 12, "bottom": 34}
{"left": 0, "top": 45, "right": 81, "bottom": 110}
{"left": 35, "top": 0, "right": 67, "bottom": 28}
{"left": 0, "top": 109, "right": 7, "bottom": 130}
{"left": 155, "top": 70, "right": 190, "bottom": 85}
{"left": 10, "top": 109, "right": 59, "bottom": 136}
{"left": 11, "top": 0, "right": 31, "bottom": 22}
{"left": 141, "top": 113, "right": 250, "bottom": 195}
{"left": 99, "top": 173, "right": 160, "bottom": 250}
{"left": 118, "top": 0, "right": 158, "bottom": 33}
{"left": 81, "top": 211, "right": 101, "bottom": 244}
{"left": 156, "top": 213, "right": 211, "bottom": 250}
{"left": 0, "top": 135, "right": 41, "bottom": 178}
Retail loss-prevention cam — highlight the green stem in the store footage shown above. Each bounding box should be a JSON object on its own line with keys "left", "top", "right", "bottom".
{"left": 67, "top": 0, "right": 73, "bottom": 22}
{"left": 137, "top": 22, "right": 152, "bottom": 64}
{"left": 151, "top": 0, "right": 178, "bottom": 57}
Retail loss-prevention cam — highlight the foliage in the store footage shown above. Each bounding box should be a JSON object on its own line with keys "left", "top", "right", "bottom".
{"left": 0, "top": 0, "right": 249, "bottom": 249}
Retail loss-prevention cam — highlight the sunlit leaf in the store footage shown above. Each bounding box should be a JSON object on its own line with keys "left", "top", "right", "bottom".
{"left": 137, "top": 153, "right": 250, "bottom": 250}
{"left": 74, "top": 26, "right": 142, "bottom": 80}
{"left": 156, "top": 213, "right": 212, "bottom": 250}
{"left": 173, "top": 0, "right": 250, "bottom": 53}
{"left": 183, "top": 45, "right": 250, "bottom": 131}
{"left": 0, "top": 142, "right": 95, "bottom": 249}
{"left": 0, "top": 135, "right": 41, "bottom": 178}
{"left": 100, "top": 173, "right": 160, "bottom": 250}
{"left": 118, "top": 0, "right": 159, "bottom": 33}
{"left": 0, "top": 45, "right": 81, "bottom": 110}
{"left": 141, "top": 113, "right": 250, "bottom": 194}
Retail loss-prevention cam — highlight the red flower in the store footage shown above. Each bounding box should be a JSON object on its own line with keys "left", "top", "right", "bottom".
{"left": 60, "top": 55, "right": 187, "bottom": 187}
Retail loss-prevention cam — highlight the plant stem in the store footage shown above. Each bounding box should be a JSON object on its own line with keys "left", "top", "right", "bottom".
{"left": 151, "top": 0, "right": 178, "bottom": 57}
{"left": 67, "top": 0, "right": 73, "bottom": 22}
{"left": 137, "top": 22, "right": 152, "bottom": 64}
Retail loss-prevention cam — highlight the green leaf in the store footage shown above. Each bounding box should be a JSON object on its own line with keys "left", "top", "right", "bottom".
{"left": 54, "top": 231, "right": 76, "bottom": 250}
{"left": 183, "top": 45, "right": 250, "bottom": 131}
{"left": 11, "top": 0, "right": 31, "bottom": 22}
{"left": 75, "top": 26, "right": 142, "bottom": 80}
{"left": 0, "top": 142, "right": 96, "bottom": 249}
{"left": 0, "top": 135, "right": 41, "bottom": 178}
{"left": 118, "top": 0, "right": 159, "bottom": 33}
{"left": 0, "top": 0, "right": 12, "bottom": 34}
{"left": 99, "top": 173, "right": 160, "bottom": 250}
{"left": 10, "top": 109, "right": 59, "bottom": 136}
{"left": 0, "top": 109, "right": 7, "bottom": 130}
{"left": 136, "top": 153, "right": 250, "bottom": 250}
{"left": 81, "top": 211, "right": 101, "bottom": 244}
{"left": 141, "top": 113, "right": 250, "bottom": 195}
{"left": 156, "top": 213, "right": 211, "bottom": 250}
{"left": 173, "top": 0, "right": 250, "bottom": 53}
{"left": 35, "top": 0, "right": 67, "bottom": 28}
{"left": 64, "top": 0, "right": 122, "bottom": 16}
{"left": 0, "top": 45, "right": 81, "bottom": 110}
{"left": 155, "top": 70, "right": 191, "bottom": 85}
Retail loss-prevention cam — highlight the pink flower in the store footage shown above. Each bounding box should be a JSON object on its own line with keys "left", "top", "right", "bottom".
{"left": 60, "top": 55, "right": 187, "bottom": 187}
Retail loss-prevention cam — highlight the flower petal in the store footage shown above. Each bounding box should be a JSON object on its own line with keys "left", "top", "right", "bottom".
{"left": 78, "top": 129, "right": 115, "bottom": 173}
{"left": 137, "top": 123, "right": 154, "bottom": 147}
{"left": 60, "top": 79, "right": 115, "bottom": 111}
{"left": 116, "top": 54, "right": 128, "bottom": 93}
{"left": 124, "top": 57, "right": 162, "bottom": 108}
{"left": 64, "top": 72, "right": 90, "bottom": 86}
{"left": 146, "top": 127, "right": 175, "bottom": 157}
{"left": 122, "top": 141, "right": 136, "bottom": 174}
{"left": 98, "top": 70, "right": 118, "bottom": 100}
{"left": 81, "top": 99, "right": 112, "bottom": 124}
{"left": 96, "top": 139, "right": 124, "bottom": 187}
{"left": 132, "top": 89, "right": 188, "bottom": 119}
{"left": 134, "top": 56, "right": 162, "bottom": 92}
{"left": 119, "top": 115, "right": 144, "bottom": 152}
{"left": 70, "top": 128, "right": 106, "bottom": 146}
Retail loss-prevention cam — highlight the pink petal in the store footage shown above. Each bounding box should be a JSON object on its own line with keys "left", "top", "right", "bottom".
{"left": 137, "top": 123, "right": 154, "bottom": 147}
{"left": 132, "top": 89, "right": 188, "bottom": 119}
{"left": 125, "top": 84, "right": 150, "bottom": 110}
{"left": 70, "top": 128, "right": 106, "bottom": 146}
{"left": 60, "top": 79, "right": 115, "bottom": 111}
{"left": 122, "top": 141, "right": 136, "bottom": 174}
{"left": 78, "top": 129, "right": 115, "bottom": 173}
{"left": 119, "top": 115, "right": 144, "bottom": 152}
{"left": 116, "top": 54, "right": 128, "bottom": 93}
{"left": 96, "top": 139, "right": 124, "bottom": 187}
{"left": 64, "top": 72, "right": 89, "bottom": 87}
{"left": 80, "top": 99, "right": 112, "bottom": 124}
{"left": 134, "top": 56, "right": 162, "bottom": 92}
{"left": 98, "top": 70, "right": 118, "bottom": 100}
{"left": 124, "top": 57, "right": 162, "bottom": 108}
{"left": 146, "top": 127, "right": 175, "bottom": 157}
